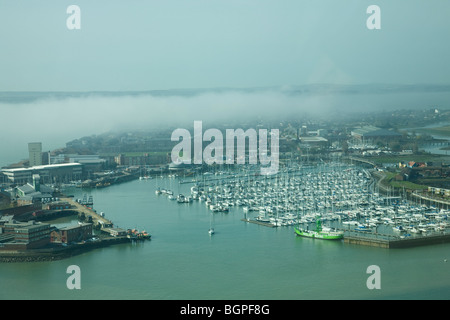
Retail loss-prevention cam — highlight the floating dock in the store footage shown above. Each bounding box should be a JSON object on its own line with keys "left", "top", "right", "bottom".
{"left": 241, "top": 218, "right": 276, "bottom": 228}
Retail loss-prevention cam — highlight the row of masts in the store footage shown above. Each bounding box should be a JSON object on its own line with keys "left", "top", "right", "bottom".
{"left": 157, "top": 162, "right": 449, "bottom": 234}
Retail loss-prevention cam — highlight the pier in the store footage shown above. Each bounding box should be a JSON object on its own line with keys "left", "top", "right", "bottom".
{"left": 344, "top": 236, "right": 390, "bottom": 248}
{"left": 241, "top": 218, "right": 276, "bottom": 228}
{"left": 59, "top": 197, "right": 113, "bottom": 228}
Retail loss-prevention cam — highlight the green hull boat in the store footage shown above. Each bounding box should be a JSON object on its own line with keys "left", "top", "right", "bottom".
{"left": 294, "top": 220, "right": 344, "bottom": 240}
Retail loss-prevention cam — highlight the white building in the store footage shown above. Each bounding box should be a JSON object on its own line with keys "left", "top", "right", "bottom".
{"left": 1, "top": 163, "right": 82, "bottom": 185}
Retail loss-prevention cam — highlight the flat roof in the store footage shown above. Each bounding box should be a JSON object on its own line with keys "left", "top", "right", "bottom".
{"left": 1, "top": 163, "right": 82, "bottom": 173}
{"left": 299, "top": 136, "right": 328, "bottom": 142}
{"left": 351, "top": 126, "right": 401, "bottom": 137}
{"left": 4, "top": 221, "right": 50, "bottom": 229}
{"left": 60, "top": 223, "right": 92, "bottom": 231}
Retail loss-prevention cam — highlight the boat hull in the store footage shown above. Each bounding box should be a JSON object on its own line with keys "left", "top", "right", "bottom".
{"left": 294, "top": 228, "right": 344, "bottom": 240}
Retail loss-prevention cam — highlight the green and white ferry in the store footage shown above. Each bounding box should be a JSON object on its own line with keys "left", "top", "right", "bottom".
{"left": 294, "top": 220, "right": 344, "bottom": 240}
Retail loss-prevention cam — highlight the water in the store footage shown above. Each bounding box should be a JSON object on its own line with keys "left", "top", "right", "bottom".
{"left": 405, "top": 121, "right": 450, "bottom": 155}
{"left": 1, "top": 177, "right": 450, "bottom": 300}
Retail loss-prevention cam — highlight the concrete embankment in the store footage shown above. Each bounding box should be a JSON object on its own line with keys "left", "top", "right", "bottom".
{"left": 344, "top": 233, "right": 450, "bottom": 249}
{"left": 0, "top": 237, "right": 130, "bottom": 263}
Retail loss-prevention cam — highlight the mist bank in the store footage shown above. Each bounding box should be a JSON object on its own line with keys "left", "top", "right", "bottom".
{"left": 0, "top": 85, "right": 449, "bottom": 167}
{"left": 1, "top": 83, "right": 450, "bottom": 103}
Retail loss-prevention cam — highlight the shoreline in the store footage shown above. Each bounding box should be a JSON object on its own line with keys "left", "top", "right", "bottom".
{"left": 0, "top": 236, "right": 131, "bottom": 263}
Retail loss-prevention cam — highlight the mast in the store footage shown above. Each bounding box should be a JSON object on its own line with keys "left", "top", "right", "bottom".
{"left": 316, "top": 219, "right": 322, "bottom": 232}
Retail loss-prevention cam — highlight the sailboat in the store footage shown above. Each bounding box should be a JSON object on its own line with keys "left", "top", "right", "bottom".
{"left": 294, "top": 219, "right": 344, "bottom": 240}
{"left": 155, "top": 168, "right": 162, "bottom": 195}
{"left": 208, "top": 212, "right": 215, "bottom": 235}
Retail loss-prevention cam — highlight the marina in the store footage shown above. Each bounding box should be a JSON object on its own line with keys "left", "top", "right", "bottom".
{"left": 2, "top": 172, "right": 450, "bottom": 300}
{"left": 156, "top": 162, "right": 450, "bottom": 248}
{"left": 1, "top": 0, "right": 450, "bottom": 301}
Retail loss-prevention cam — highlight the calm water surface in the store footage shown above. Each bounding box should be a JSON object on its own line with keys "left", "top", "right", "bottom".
{"left": 1, "top": 178, "right": 449, "bottom": 300}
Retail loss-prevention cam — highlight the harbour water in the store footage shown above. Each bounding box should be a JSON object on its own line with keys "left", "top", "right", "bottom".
{"left": 1, "top": 173, "right": 450, "bottom": 300}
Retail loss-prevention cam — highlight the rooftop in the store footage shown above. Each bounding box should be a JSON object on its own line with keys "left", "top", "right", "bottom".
{"left": 1, "top": 163, "right": 82, "bottom": 173}
{"left": 351, "top": 126, "right": 401, "bottom": 137}
{"left": 59, "top": 223, "right": 92, "bottom": 231}
{"left": 299, "top": 136, "right": 328, "bottom": 142}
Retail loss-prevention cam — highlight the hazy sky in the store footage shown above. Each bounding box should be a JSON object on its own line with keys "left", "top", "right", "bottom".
{"left": 1, "top": 0, "right": 449, "bottom": 91}
{"left": 1, "top": 1, "right": 450, "bottom": 167}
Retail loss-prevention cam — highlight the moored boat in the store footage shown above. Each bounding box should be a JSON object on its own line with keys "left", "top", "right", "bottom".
{"left": 294, "top": 220, "right": 344, "bottom": 240}
{"left": 354, "top": 224, "right": 372, "bottom": 232}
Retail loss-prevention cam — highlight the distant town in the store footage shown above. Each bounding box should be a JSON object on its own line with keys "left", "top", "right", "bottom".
{"left": 1, "top": 106, "right": 450, "bottom": 260}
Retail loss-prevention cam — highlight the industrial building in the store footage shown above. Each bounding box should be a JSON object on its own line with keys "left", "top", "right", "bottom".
{"left": 15, "top": 174, "right": 55, "bottom": 204}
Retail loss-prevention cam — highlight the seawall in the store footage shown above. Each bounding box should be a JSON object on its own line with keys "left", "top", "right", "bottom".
{"left": 0, "top": 236, "right": 130, "bottom": 263}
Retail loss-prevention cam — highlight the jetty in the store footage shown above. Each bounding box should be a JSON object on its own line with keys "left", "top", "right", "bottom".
{"left": 58, "top": 196, "right": 113, "bottom": 228}
{"left": 241, "top": 218, "right": 276, "bottom": 228}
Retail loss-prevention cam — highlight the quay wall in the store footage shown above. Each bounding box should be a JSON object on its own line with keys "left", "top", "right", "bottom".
{"left": 0, "top": 236, "right": 130, "bottom": 263}
{"left": 344, "top": 233, "right": 450, "bottom": 249}
{"left": 389, "top": 233, "right": 450, "bottom": 248}
{"left": 344, "top": 236, "right": 389, "bottom": 248}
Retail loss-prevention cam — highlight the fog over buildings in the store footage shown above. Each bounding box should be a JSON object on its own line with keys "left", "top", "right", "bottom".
{"left": 1, "top": 1, "right": 450, "bottom": 166}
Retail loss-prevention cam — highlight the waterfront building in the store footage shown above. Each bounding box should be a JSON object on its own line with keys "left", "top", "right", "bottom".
{"left": 49, "top": 154, "right": 107, "bottom": 178}
{"left": 113, "top": 153, "right": 165, "bottom": 166}
{"left": 0, "top": 220, "right": 51, "bottom": 250}
{"left": 169, "top": 162, "right": 193, "bottom": 171}
{"left": 1, "top": 163, "right": 82, "bottom": 185}
{"left": 44, "top": 201, "right": 71, "bottom": 211}
{"left": 106, "top": 227, "right": 127, "bottom": 237}
{"left": 51, "top": 223, "right": 92, "bottom": 244}
{"left": 0, "top": 203, "right": 42, "bottom": 220}
{"left": 28, "top": 142, "right": 42, "bottom": 167}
